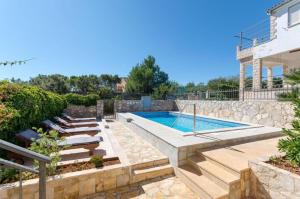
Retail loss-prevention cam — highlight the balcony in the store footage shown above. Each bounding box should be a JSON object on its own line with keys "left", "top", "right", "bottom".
{"left": 236, "top": 18, "right": 273, "bottom": 51}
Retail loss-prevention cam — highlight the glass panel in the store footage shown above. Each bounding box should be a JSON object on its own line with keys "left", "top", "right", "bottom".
{"left": 289, "top": 3, "right": 300, "bottom": 26}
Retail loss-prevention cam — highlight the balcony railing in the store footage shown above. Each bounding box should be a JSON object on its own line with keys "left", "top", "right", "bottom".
{"left": 236, "top": 18, "right": 272, "bottom": 50}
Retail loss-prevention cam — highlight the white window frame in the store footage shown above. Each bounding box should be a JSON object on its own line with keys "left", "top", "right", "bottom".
{"left": 288, "top": 2, "right": 300, "bottom": 27}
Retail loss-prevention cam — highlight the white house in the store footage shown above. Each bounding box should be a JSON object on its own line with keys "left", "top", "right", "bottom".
{"left": 237, "top": 0, "right": 300, "bottom": 99}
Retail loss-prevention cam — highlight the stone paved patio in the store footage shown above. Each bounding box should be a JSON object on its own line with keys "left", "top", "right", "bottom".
{"left": 109, "top": 121, "right": 167, "bottom": 164}
{"left": 81, "top": 175, "right": 200, "bottom": 199}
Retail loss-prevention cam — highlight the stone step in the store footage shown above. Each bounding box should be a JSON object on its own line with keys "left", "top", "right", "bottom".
{"left": 198, "top": 149, "right": 250, "bottom": 175}
{"left": 175, "top": 165, "right": 228, "bottom": 199}
{"left": 131, "top": 164, "right": 174, "bottom": 183}
{"left": 131, "top": 158, "right": 169, "bottom": 170}
{"left": 59, "top": 148, "right": 91, "bottom": 161}
{"left": 188, "top": 155, "right": 240, "bottom": 191}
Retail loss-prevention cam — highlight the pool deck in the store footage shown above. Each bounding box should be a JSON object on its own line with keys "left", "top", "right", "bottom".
{"left": 117, "top": 112, "right": 283, "bottom": 166}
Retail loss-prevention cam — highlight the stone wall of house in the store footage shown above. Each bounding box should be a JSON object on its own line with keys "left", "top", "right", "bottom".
{"left": 175, "top": 100, "right": 294, "bottom": 128}
{"left": 114, "top": 100, "right": 176, "bottom": 113}
{"left": 64, "top": 105, "right": 97, "bottom": 118}
{"left": 249, "top": 160, "right": 300, "bottom": 199}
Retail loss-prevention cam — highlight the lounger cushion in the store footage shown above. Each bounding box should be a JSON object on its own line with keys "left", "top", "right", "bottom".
{"left": 64, "top": 126, "right": 101, "bottom": 133}
{"left": 42, "top": 120, "right": 65, "bottom": 133}
{"left": 16, "top": 129, "right": 102, "bottom": 147}
{"left": 55, "top": 117, "right": 98, "bottom": 126}
{"left": 62, "top": 113, "right": 96, "bottom": 121}
{"left": 16, "top": 129, "right": 40, "bottom": 142}
{"left": 58, "top": 136, "right": 102, "bottom": 147}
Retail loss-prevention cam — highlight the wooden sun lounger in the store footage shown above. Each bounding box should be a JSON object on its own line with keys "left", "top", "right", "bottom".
{"left": 42, "top": 120, "right": 100, "bottom": 137}
{"left": 54, "top": 117, "right": 98, "bottom": 128}
{"left": 62, "top": 113, "right": 97, "bottom": 123}
{"left": 16, "top": 129, "right": 102, "bottom": 155}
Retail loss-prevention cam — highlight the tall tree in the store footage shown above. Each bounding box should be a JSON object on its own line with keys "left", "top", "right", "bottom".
{"left": 29, "top": 74, "right": 70, "bottom": 94}
{"left": 126, "top": 56, "right": 169, "bottom": 94}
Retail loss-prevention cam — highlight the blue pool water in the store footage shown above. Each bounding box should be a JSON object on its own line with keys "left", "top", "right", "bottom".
{"left": 133, "top": 112, "right": 247, "bottom": 133}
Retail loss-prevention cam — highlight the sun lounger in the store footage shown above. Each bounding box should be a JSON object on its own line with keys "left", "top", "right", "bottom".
{"left": 62, "top": 113, "right": 97, "bottom": 123}
{"left": 54, "top": 117, "right": 98, "bottom": 128}
{"left": 16, "top": 129, "right": 102, "bottom": 155}
{"left": 42, "top": 120, "right": 100, "bottom": 137}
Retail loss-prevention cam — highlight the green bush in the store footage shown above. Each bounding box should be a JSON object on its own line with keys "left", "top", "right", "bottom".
{"left": 90, "top": 155, "right": 104, "bottom": 168}
{"left": 64, "top": 93, "right": 99, "bottom": 106}
{"left": 0, "top": 82, "right": 67, "bottom": 142}
{"left": 29, "top": 128, "right": 64, "bottom": 175}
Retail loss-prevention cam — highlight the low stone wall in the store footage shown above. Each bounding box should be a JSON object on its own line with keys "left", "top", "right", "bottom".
{"left": 0, "top": 164, "right": 129, "bottom": 199}
{"left": 175, "top": 100, "right": 294, "bottom": 128}
{"left": 249, "top": 160, "right": 300, "bottom": 199}
{"left": 114, "top": 100, "right": 175, "bottom": 113}
{"left": 64, "top": 105, "right": 97, "bottom": 118}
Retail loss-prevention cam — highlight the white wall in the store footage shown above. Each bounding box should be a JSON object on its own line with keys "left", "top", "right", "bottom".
{"left": 253, "top": 0, "right": 300, "bottom": 59}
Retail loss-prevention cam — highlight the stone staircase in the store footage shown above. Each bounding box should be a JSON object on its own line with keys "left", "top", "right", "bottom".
{"left": 175, "top": 149, "right": 253, "bottom": 199}
{"left": 130, "top": 158, "right": 174, "bottom": 184}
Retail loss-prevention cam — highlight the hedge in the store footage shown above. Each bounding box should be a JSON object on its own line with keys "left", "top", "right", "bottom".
{"left": 0, "top": 82, "right": 67, "bottom": 142}
{"left": 64, "top": 93, "right": 99, "bottom": 106}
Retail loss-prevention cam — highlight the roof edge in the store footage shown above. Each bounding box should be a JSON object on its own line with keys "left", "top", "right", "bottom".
{"left": 267, "top": 0, "right": 294, "bottom": 14}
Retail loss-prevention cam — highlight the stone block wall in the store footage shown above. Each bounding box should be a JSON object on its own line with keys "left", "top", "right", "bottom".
{"left": 64, "top": 105, "right": 97, "bottom": 118}
{"left": 0, "top": 164, "right": 129, "bottom": 199}
{"left": 114, "top": 100, "right": 175, "bottom": 113}
{"left": 249, "top": 160, "right": 300, "bottom": 199}
{"left": 175, "top": 100, "right": 294, "bottom": 128}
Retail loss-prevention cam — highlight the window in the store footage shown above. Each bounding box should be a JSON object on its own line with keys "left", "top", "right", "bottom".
{"left": 289, "top": 3, "right": 300, "bottom": 27}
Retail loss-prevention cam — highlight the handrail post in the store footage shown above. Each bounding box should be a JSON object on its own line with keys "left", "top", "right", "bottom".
{"left": 193, "top": 103, "right": 196, "bottom": 133}
{"left": 39, "top": 162, "right": 47, "bottom": 199}
{"left": 19, "top": 171, "right": 23, "bottom": 199}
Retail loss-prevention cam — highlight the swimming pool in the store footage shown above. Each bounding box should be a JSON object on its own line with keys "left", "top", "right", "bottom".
{"left": 133, "top": 112, "right": 248, "bottom": 133}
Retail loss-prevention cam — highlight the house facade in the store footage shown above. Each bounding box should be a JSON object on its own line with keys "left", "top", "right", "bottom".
{"left": 237, "top": 0, "right": 300, "bottom": 100}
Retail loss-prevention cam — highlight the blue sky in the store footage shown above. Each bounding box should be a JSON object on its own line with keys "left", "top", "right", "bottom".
{"left": 0, "top": 0, "right": 280, "bottom": 84}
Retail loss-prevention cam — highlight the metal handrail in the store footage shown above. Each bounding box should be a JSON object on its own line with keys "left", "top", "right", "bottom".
{"left": 0, "top": 139, "right": 51, "bottom": 199}
{"left": 171, "top": 103, "right": 189, "bottom": 127}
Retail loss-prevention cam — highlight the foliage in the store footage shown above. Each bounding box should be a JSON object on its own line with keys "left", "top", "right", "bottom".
{"left": 29, "top": 128, "right": 64, "bottom": 175}
{"left": 99, "top": 74, "right": 121, "bottom": 90}
{"left": 29, "top": 74, "right": 70, "bottom": 94}
{"left": 28, "top": 74, "right": 121, "bottom": 95}
{"left": 0, "top": 168, "right": 19, "bottom": 184}
{"left": 277, "top": 70, "right": 300, "bottom": 166}
{"left": 126, "top": 56, "right": 169, "bottom": 94}
{"left": 152, "top": 83, "right": 177, "bottom": 100}
{"left": 90, "top": 155, "right": 104, "bottom": 168}
{"left": 64, "top": 93, "right": 99, "bottom": 106}
{"left": 185, "top": 82, "right": 207, "bottom": 93}
{"left": 0, "top": 82, "right": 67, "bottom": 142}
{"left": 207, "top": 76, "right": 239, "bottom": 90}
{"left": 98, "top": 87, "right": 114, "bottom": 99}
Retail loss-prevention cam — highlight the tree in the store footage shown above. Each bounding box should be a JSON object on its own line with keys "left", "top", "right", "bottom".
{"left": 29, "top": 74, "right": 70, "bottom": 94}
{"left": 100, "top": 74, "right": 121, "bottom": 90}
{"left": 152, "top": 82, "right": 178, "bottom": 100}
{"left": 207, "top": 76, "right": 239, "bottom": 90}
{"left": 126, "top": 56, "right": 169, "bottom": 94}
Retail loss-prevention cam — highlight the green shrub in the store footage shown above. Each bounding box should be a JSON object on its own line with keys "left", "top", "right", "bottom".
{"left": 64, "top": 93, "right": 99, "bottom": 106}
{"left": 29, "top": 128, "right": 64, "bottom": 175}
{"left": 0, "top": 82, "right": 67, "bottom": 143}
{"left": 90, "top": 155, "right": 103, "bottom": 168}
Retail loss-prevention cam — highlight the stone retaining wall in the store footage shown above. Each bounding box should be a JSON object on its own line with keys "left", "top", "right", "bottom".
{"left": 249, "top": 160, "right": 300, "bottom": 199}
{"left": 175, "top": 100, "right": 294, "bottom": 128}
{"left": 114, "top": 100, "right": 175, "bottom": 113}
{"left": 64, "top": 105, "right": 97, "bottom": 118}
{"left": 0, "top": 164, "right": 129, "bottom": 199}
